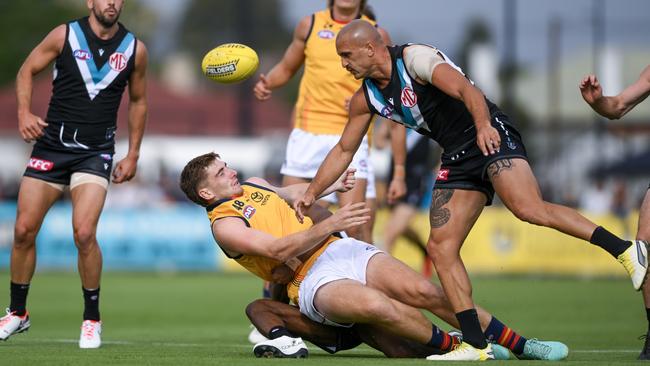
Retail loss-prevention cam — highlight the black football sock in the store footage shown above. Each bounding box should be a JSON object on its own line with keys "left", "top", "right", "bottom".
{"left": 9, "top": 282, "right": 30, "bottom": 316}
{"left": 456, "top": 309, "right": 488, "bottom": 349}
{"left": 646, "top": 308, "right": 650, "bottom": 333}
{"left": 589, "top": 226, "right": 630, "bottom": 258}
{"left": 82, "top": 287, "right": 101, "bottom": 321}
{"left": 268, "top": 326, "right": 292, "bottom": 339}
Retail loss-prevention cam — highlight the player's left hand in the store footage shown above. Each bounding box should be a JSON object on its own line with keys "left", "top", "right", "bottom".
{"left": 335, "top": 168, "right": 356, "bottom": 193}
{"left": 476, "top": 124, "right": 500, "bottom": 156}
{"left": 386, "top": 177, "right": 406, "bottom": 204}
{"left": 112, "top": 155, "right": 138, "bottom": 183}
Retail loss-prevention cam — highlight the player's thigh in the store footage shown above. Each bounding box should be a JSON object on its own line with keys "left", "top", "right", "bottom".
{"left": 488, "top": 158, "right": 544, "bottom": 211}
{"left": 70, "top": 175, "right": 108, "bottom": 232}
{"left": 638, "top": 188, "right": 650, "bottom": 241}
{"left": 365, "top": 252, "right": 445, "bottom": 306}
{"left": 314, "top": 279, "right": 388, "bottom": 324}
{"left": 337, "top": 178, "right": 367, "bottom": 206}
{"left": 428, "top": 188, "right": 486, "bottom": 248}
{"left": 15, "top": 176, "right": 63, "bottom": 231}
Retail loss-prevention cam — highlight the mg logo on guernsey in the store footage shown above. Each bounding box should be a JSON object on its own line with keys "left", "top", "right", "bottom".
{"left": 436, "top": 169, "right": 449, "bottom": 181}
{"left": 400, "top": 86, "right": 417, "bottom": 108}
{"left": 28, "top": 158, "right": 54, "bottom": 171}
{"left": 109, "top": 52, "right": 127, "bottom": 72}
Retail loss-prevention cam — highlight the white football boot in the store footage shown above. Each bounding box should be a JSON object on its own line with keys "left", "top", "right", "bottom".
{"left": 618, "top": 240, "right": 649, "bottom": 290}
{"left": 248, "top": 324, "right": 269, "bottom": 344}
{"left": 79, "top": 320, "right": 102, "bottom": 349}
{"left": 0, "top": 308, "right": 30, "bottom": 341}
{"left": 253, "top": 335, "right": 309, "bottom": 358}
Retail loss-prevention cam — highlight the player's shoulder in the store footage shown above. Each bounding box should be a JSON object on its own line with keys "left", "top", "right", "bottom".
{"left": 243, "top": 177, "right": 276, "bottom": 192}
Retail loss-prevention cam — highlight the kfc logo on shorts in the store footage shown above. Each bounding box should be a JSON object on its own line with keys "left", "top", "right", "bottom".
{"left": 28, "top": 158, "right": 54, "bottom": 172}
{"left": 436, "top": 169, "right": 449, "bottom": 181}
{"left": 243, "top": 205, "right": 256, "bottom": 219}
{"left": 109, "top": 52, "right": 127, "bottom": 72}
{"left": 400, "top": 86, "right": 417, "bottom": 108}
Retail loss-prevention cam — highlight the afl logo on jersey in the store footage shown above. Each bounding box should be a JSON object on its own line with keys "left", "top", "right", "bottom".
{"left": 73, "top": 49, "right": 92, "bottom": 61}
{"left": 400, "top": 87, "right": 418, "bottom": 108}
{"left": 243, "top": 205, "right": 256, "bottom": 219}
{"left": 380, "top": 106, "right": 393, "bottom": 118}
{"left": 109, "top": 52, "right": 128, "bottom": 72}
{"left": 318, "top": 30, "right": 335, "bottom": 39}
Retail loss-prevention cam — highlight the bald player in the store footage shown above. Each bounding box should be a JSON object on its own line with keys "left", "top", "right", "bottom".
{"left": 294, "top": 19, "right": 646, "bottom": 361}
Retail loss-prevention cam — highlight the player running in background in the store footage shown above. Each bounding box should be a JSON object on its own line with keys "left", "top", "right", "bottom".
{"left": 294, "top": 20, "right": 647, "bottom": 361}
{"left": 580, "top": 65, "right": 650, "bottom": 360}
{"left": 179, "top": 152, "right": 567, "bottom": 361}
{"left": 0, "top": 0, "right": 147, "bottom": 349}
{"left": 253, "top": 0, "right": 406, "bottom": 243}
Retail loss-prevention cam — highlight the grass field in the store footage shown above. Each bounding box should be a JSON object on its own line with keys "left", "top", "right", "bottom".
{"left": 0, "top": 271, "right": 645, "bottom": 365}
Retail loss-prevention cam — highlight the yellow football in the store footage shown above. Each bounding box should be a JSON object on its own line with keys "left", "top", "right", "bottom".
{"left": 201, "top": 43, "right": 259, "bottom": 84}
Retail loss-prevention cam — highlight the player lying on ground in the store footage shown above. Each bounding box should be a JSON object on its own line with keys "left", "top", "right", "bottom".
{"left": 179, "top": 152, "right": 568, "bottom": 360}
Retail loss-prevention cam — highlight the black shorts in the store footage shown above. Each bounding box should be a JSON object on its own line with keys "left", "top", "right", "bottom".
{"left": 23, "top": 144, "right": 114, "bottom": 185}
{"left": 434, "top": 113, "right": 528, "bottom": 206}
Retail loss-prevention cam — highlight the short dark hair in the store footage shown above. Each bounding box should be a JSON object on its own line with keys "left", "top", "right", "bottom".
{"left": 179, "top": 152, "right": 220, "bottom": 207}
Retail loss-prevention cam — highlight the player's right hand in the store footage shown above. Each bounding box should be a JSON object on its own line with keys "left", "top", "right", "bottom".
{"left": 294, "top": 192, "right": 315, "bottom": 223}
{"left": 253, "top": 73, "right": 272, "bottom": 100}
{"left": 579, "top": 74, "right": 603, "bottom": 105}
{"left": 18, "top": 111, "right": 48, "bottom": 143}
{"left": 327, "top": 202, "right": 371, "bottom": 233}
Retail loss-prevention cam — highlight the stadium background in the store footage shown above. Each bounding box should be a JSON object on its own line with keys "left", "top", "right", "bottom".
{"left": 0, "top": 0, "right": 649, "bottom": 363}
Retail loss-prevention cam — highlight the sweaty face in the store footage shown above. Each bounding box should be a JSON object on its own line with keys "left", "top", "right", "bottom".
{"left": 336, "top": 39, "right": 368, "bottom": 79}
{"left": 90, "top": 0, "right": 123, "bottom": 28}
{"left": 200, "top": 160, "right": 242, "bottom": 202}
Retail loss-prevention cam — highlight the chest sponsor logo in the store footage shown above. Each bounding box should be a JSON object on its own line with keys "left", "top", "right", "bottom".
{"left": 250, "top": 191, "right": 264, "bottom": 202}
{"left": 400, "top": 86, "right": 418, "bottom": 108}
{"left": 28, "top": 158, "right": 54, "bottom": 172}
{"left": 317, "top": 30, "right": 335, "bottom": 39}
{"left": 73, "top": 49, "right": 92, "bottom": 61}
{"left": 243, "top": 205, "right": 256, "bottom": 219}
{"left": 109, "top": 52, "right": 128, "bottom": 72}
{"left": 436, "top": 169, "right": 449, "bottom": 181}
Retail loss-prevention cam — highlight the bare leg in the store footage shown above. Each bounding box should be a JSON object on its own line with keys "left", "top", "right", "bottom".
{"left": 382, "top": 203, "right": 417, "bottom": 254}
{"left": 70, "top": 183, "right": 107, "bottom": 290}
{"left": 314, "top": 279, "right": 434, "bottom": 344}
{"left": 11, "top": 177, "right": 62, "bottom": 284}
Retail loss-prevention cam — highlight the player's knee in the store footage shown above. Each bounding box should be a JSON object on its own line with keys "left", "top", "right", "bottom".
{"left": 73, "top": 226, "right": 97, "bottom": 248}
{"left": 426, "top": 239, "right": 453, "bottom": 266}
{"left": 245, "top": 299, "right": 269, "bottom": 322}
{"left": 13, "top": 220, "right": 38, "bottom": 247}
{"left": 411, "top": 279, "right": 441, "bottom": 305}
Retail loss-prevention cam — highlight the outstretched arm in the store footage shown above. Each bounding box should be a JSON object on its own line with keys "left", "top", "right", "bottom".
{"left": 294, "top": 89, "right": 373, "bottom": 221}
{"left": 16, "top": 24, "right": 65, "bottom": 142}
{"left": 253, "top": 15, "right": 309, "bottom": 100}
{"left": 580, "top": 65, "right": 650, "bottom": 119}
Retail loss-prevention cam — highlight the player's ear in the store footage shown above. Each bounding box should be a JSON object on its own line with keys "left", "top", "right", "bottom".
{"left": 366, "top": 42, "right": 375, "bottom": 57}
{"left": 198, "top": 188, "right": 215, "bottom": 202}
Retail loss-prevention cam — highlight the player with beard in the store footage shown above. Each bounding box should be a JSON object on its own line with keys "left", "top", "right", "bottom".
{"left": 0, "top": 0, "right": 147, "bottom": 349}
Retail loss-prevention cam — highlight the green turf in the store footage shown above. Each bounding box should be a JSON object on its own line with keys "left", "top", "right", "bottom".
{"left": 0, "top": 271, "right": 645, "bottom": 365}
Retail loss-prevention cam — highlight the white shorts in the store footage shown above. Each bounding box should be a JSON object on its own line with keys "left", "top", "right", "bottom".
{"left": 298, "top": 238, "right": 383, "bottom": 327}
{"left": 281, "top": 128, "right": 374, "bottom": 202}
